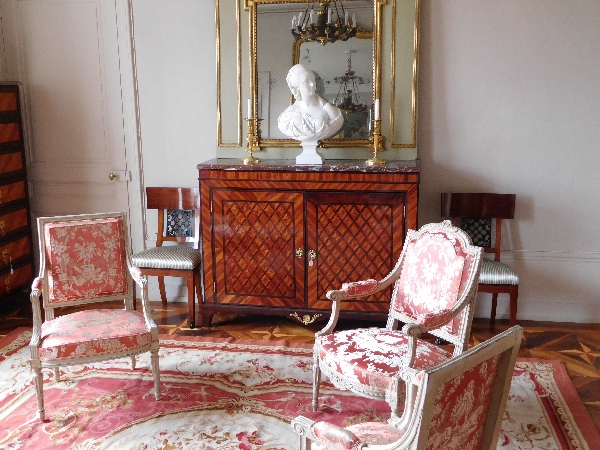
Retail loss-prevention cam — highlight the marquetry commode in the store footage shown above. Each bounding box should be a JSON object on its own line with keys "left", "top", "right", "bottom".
{"left": 197, "top": 159, "right": 419, "bottom": 327}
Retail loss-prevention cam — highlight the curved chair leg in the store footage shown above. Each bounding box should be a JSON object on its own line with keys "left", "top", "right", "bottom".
{"left": 158, "top": 276, "right": 167, "bottom": 305}
{"left": 187, "top": 275, "right": 196, "bottom": 329}
{"left": 490, "top": 293, "right": 499, "bottom": 325}
{"left": 312, "top": 354, "right": 321, "bottom": 412}
{"left": 131, "top": 355, "right": 137, "bottom": 370}
{"left": 150, "top": 348, "right": 161, "bottom": 400}
{"left": 33, "top": 366, "right": 45, "bottom": 421}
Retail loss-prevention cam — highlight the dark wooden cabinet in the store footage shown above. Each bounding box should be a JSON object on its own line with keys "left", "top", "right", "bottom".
{"left": 198, "top": 159, "right": 419, "bottom": 326}
{"left": 0, "top": 84, "right": 34, "bottom": 304}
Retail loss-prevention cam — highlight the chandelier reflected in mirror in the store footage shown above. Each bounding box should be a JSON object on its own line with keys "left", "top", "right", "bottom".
{"left": 291, "top": 2, "right": 357, "bottom": 46}
{"left": 333, "top": 50, "right": 368, "bottom": 113}
{"left": 332, "top": 50, "right": 370, "bottom": 139}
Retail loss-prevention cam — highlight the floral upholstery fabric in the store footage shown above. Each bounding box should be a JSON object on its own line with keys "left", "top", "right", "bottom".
{"left": 393, "top": 231, "right": 465, "bottom": 318}
{"left": 392, "top": 231, "right": 466, "bottom": 336}
{"left": 425, "top": 353, "right": 502, "bottom": 450}
{"left": 312, "top": 421, "right": 404, "bottom": 449}
{"left": 318, "top": 328, "right": 452, "bottom": 393}
{"left": 44, "top": 217, "right": 128, "bottom": 304}
{"left": 39, "top": 309, "right": 152, "bottom": 362}
{"left": 341, "top": 279, "right": 378, "bottom": 296}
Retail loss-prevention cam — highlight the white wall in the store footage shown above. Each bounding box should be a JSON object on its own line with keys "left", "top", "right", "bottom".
{"left": 417, "top": 1, "right": 600, "bottom": 321}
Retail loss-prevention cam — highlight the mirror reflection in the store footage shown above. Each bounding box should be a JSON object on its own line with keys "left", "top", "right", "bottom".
{"left": 256, "top": 1, "right": 374, "bottom": 143}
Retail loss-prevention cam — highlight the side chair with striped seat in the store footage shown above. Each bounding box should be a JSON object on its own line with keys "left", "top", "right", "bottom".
{"left": 132, "top": 187, "right": 202, "bottom": 328}
{"left": 441, "top": 193, "right": 519, "bottom": 326}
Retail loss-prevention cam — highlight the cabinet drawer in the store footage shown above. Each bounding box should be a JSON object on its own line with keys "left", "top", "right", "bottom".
{"left": 0, "top": 208, "right": 30, "bottom": 237}
{"left": 0, "top": 152, "right": 24, "bottom": 173}
{"left": 0, "top": 235, "right": 32, "bottom": 270}
{"left": 0, "top": 92, "right": 18, "bottom": 112}
{"left": 0, "top": 262, "right": 33, "bottom": 299}
{"left": 0, "top": 181, "right": 26, "bottom": 208}
{"left": 0, "top": 123, "right": 20, "bottom": 144}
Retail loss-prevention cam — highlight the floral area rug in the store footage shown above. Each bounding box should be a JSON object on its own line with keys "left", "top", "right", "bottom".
{"left": 0, "top": 328, "right": 598, "bottom": 449}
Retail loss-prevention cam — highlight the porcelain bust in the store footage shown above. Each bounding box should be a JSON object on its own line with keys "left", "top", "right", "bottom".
{"left": 278, "top": 64, "right": 344, "bottom": 164}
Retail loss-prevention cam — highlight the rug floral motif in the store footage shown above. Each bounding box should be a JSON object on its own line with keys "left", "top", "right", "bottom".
{"left": 0, "top": 329, "right": 598, "bottom": 449}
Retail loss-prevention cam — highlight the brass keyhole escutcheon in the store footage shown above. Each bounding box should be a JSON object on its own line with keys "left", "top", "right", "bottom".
{"left": 308, "top": 250, "right": 317, "bottom": 260}
{"left": 108, "top": 172, "right": 116, "bottom": 181}
{"left": 295, "top": 248, "right": 303, "bottom": 258}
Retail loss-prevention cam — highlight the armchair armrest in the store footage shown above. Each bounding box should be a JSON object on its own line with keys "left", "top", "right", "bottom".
{"left": 291, "top": 416, "right": 363, "bottom": 450}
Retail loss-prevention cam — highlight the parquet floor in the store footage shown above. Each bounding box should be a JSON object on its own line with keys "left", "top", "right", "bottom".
{"left": 1, "top": 297, "right": 599, "bottom": 433}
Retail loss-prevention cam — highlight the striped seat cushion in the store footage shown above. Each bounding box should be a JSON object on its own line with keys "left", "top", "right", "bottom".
{"left": 132, "top": 246, "right": 201, "bottom": 270}
{"left": 479, "top": 258, "right": 519, "bottom": 285}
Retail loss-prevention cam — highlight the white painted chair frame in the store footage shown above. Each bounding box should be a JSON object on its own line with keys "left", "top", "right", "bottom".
{"left": 294, "top": 325, "right": 523, "bottom": 450}
{"left": 29, "top": 212, "right": 160, "bottom": 421}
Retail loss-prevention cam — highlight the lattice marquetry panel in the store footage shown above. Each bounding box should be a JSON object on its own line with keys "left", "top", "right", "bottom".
{"left": 221, "top": 198, "right": 297, "bottom": 300}
{"left": 306, "top": 192, "right": 406, "bottom": 311}
{"left": 316, "top": 203, "right": 394, "bottom": 300}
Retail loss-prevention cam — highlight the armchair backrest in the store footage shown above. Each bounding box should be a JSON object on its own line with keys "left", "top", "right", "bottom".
{"left": 146, "top": 187, "right": 201, "bottom": 248}
{"left": 405, "top": 326, "right": 522, "bottom": 450}
{"left": 388, "top": 221, "right": 482, "bottom": 349}
{"left": 36, "top": 212, "right": 134, "bottom": 317}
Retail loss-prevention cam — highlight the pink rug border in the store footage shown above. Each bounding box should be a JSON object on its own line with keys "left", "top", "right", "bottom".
{"left": 5, "top": 327, "right": 599, "bottom": 445}
{"left": 517, "top": 357, "right": 600, "bottom": 446}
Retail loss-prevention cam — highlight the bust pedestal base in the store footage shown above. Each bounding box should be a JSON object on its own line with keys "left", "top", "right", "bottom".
{"left": 296, "top": 140, "right": 323, "bottom": 165}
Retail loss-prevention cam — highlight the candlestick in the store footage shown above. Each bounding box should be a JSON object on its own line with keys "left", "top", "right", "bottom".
{"left": 367, "top": 119, "right": 386, "bottom": 166}
{"left": 243, "top": 118, "right": 262, "bottom": 164}
{"left": 374, "top": 99, "right": 380, "bottom": 120}
{"left": 247, "top": 98, "right": 252, "bottom": 119}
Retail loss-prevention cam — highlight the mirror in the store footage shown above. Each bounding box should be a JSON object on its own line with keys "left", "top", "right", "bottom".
{"left": 256, "top": 1, "right": 374, "bottom": 147}
{"left": 216, "top": 0, "right": 419, "bottom": 158}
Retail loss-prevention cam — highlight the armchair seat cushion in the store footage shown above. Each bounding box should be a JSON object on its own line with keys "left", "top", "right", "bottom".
{"left": 132, "top": 246, "right": 201, "bottom": 270}
{"left": 479, "top": 259, "right": 519, "bottom": 285}
{"left": 317, "top": 328, "right": 452, "bottom": 393}
{"left": 39, "top": 309, "right": 152, "bottom": 362}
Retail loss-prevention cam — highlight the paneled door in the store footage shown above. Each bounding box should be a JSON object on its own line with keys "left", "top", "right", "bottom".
{"left": 16, "top": 0, "right": 135, "bottom": 219}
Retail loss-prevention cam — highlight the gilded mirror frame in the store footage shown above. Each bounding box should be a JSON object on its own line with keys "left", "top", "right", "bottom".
{"left": 217, "top": 0, "right": 420, "bottom": 158}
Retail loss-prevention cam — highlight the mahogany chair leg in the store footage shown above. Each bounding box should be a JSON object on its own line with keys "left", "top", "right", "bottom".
{"left": 490, "top": 292, "right": 498, "bottom": 325}
{"left": 194, "top": 269, "right": 202, "bottom": 325}
{"left": 158, "top": 276, "right": 167, "bottom": 305}
{"left": 509, "top": 287, "right": 518, "bottom": 326}
{"left": 187, "top": 275, "right": 195, "bottom": 329}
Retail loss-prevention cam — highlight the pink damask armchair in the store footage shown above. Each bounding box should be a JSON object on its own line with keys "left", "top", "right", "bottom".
{"left": 29, "top": 212, "right": 161, "bottom": 421}
{"left": 312, "top": 221, "right": 483, "bottom": 421}
{"left": 294, "top": 326, "right": 522, "bottom": 450}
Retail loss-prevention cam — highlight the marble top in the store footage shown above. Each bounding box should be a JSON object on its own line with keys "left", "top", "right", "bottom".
{"left": 197, "top": 158, "right": 421, "bottom": 173}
